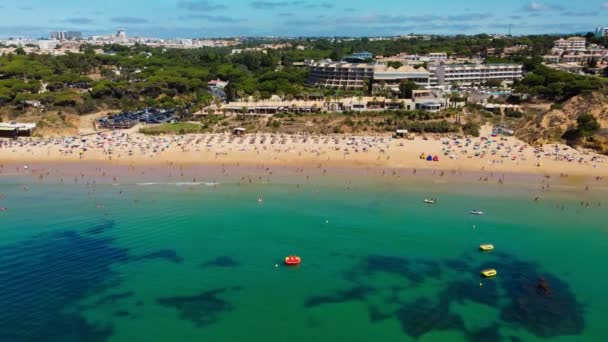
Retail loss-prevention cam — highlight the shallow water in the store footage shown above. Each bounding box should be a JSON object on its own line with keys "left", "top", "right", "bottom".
{"left": 0, "top": 179, "right": 606, "bottom": 341}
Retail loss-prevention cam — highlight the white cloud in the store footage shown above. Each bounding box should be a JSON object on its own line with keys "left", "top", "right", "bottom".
{"left": 525, "top": 1, "right": 560, "bottom": 12}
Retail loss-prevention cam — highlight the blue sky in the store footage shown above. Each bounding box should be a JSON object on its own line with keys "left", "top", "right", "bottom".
{"left": 0, "top": 0, "right": 607, "bottom": 38}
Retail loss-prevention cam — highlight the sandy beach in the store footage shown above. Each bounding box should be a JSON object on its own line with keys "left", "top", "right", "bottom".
{"left": 1, "top": 126, "right": 606, "bottom": 179}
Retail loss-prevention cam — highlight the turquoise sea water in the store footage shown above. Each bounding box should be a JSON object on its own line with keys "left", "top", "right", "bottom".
{"left": 0, "top": 178, "right": 607, "bottom": 341}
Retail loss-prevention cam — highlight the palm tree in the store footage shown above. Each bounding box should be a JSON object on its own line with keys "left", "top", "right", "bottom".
{"left": 335, "top": 93, "right": 343, "bottom": 112}
{"left": 200, "top": 96, "right": 212, "bottom": 116}
{"left": 214, "top": 97, "right": 223, "bottom": 114}
{"left": 252, "top": 91, "right": 261, "bottom": 114}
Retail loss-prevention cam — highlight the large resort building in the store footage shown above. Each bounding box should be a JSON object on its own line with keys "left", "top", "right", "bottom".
{"left": 307, "top": 61, "right": 375, "bottom": 90}
{"left": 433, "top": 63, "right": 523, "bottom": 86}
{"left": 307, "top": 60, "right": 430, "bottom": 90}
{"left": 307, "top": 60, "right": 522, "bottom": 89}
{"left": 372, "top": 64, "right": 431, "bottom": 88}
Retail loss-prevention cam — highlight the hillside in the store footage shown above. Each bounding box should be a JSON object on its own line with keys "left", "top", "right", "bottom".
{"left": 516, "top": 93, "right": 608, "bottom": 153}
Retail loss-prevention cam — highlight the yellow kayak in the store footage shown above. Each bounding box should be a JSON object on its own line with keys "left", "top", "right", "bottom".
{"left": 479, "top": 244, "right": 494, "bottom": 252}
{"left": 481, "top": 269, "right": 497, "bottom": 278}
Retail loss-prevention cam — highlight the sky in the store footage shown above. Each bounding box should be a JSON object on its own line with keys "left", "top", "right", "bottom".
{"left": 0, "top": 0, "right": 607, "bottom": 39}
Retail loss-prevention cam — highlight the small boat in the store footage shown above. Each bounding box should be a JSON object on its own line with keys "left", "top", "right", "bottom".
{"left": 481, "top": 269, "right": 497, "bottom": 278}
{"left": 284, "top": 255, "right": 301, "bottom": 266}
{"left": 479, "top": 244, "right": 494, "bottom": 252}
{"left": 470, "top": 210, "right": 484, "bottom": 216}
{"left": 424, "top": 199, "right": 436, "bottom": 204}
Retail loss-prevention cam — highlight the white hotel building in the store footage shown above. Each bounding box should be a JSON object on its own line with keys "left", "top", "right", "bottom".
{"left": 307, "top": 60, "right": 522, "bottom": 89}
{"left": 433, "top": 64, "right": 523, "bottom": 86}
{"left": 307, "top": 60, "right": 430, "bottom": 90}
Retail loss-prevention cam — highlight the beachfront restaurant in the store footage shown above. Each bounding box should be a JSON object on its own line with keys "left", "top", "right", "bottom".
{"left": 0, "top": 122, "right": 36, "bottom": 138}
{"left": 222, "top": 100, "right": 323, "bottom": 115}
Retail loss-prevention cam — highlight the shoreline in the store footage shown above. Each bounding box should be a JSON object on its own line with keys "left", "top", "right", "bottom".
{"left": 2, "top": 159, "right": 607, "bottom": 196}
{"left": 1, "top": 129, "right": 607, "bottom": 188}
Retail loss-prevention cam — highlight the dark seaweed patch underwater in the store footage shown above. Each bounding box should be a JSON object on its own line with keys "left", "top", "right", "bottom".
{"left": 157, "top": 287, "right": 242, "bottom": 328}
{"left": 0, "top": 229, "right": 128, "bottom": 342}
{"left": 0, "top": 220, "right": 187, "bottom": 342}
{"left": 307, "top": 252, "right": 585, "bottom": 341}
{"left": 200, "top": 256, "right": 241, "bottom": 269}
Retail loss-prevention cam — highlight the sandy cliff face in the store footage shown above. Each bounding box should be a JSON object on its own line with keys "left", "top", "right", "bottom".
{"left": 516, "top": 93, "right": 608, "bottom": 147}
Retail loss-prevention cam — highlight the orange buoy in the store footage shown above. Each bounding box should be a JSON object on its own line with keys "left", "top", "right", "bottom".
{"left": 284, "top": 255, "right": 301, "bottom": 266}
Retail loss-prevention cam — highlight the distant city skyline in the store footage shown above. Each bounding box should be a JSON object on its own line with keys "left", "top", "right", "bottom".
{"left": 1, "top": 0, "right": 608, "bottom": 39}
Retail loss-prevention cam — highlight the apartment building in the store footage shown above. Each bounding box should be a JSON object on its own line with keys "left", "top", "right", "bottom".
{"left": 427, "top": 52, "right": 448, "bottom": 62}
{"left": 561, "top": 53, "right": 604, "bottom": 64}
{"left": 428, "top": 64, "right": 440, "bottom": 87}
{"left": 543, "top": 55, "right": 561, "bottom": 64}
{"left": 503, "top": 45, "right": 529, "bottom": 55}
{"left": 554, "top": 37, "right": 586, "bottom": 51}
{"left": 50, "top": 31, "right": 68, "bottom": 40}
{"left": 433, "top": 64, "right": 523, "bottom": 86}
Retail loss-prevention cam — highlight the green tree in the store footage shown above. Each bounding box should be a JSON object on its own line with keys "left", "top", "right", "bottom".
{"left": 563, "top": 114, "right": 600, "bottom": 141}
{"left": 577, "top": 114, "right": 600, "bottom": 136}
{"left": 387, "top": 61, "right": 403, "bottom": 69}
{"left": 399, "top": 80, "right": 418, "bottom": 99}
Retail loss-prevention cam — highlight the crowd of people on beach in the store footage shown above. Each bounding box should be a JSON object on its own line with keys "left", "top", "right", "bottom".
{"left": 0, "top": 131, "right": 605, "bottom": 172}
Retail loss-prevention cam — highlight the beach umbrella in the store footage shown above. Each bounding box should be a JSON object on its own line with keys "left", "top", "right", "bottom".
{"left": 427, "top": 155, "right": 433, "bottom": 161}
{"left": 433, "top": 156, "right": 439, "bottom": 162}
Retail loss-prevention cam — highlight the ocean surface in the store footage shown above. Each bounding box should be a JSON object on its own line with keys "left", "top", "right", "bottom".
{"left": 0, "top": 177, "right": 607, "bottom": 342}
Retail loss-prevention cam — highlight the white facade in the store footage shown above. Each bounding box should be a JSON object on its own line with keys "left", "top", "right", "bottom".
{"left": 116, "top": 29, "right": 127, "bottom": 43}
{"left": 37, "top": 40, "right": 60, "bottom": 51}
{"left": 307, "top": 60, "right": 375, "bottom": 90}
{"left": 0, "top": 38, "right": 36, "bottom": 47}
{"left": 434, "top": 64, "right": 523, "bottom": 86}
{"left": 554, "top": 37, "right": 586, "bottom": 51}
{"left": 307, "top": 61, "right": 430, "bottom": 89}
{"left": 373, "top": 65, "right": 430, "bottom": 87}
{"left": 427, "top": 52, "right": 448, "bottom": 62}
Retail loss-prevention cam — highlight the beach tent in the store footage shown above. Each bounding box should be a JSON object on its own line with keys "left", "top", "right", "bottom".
{"left": 433, "top": 156, "right": 439, "bottom": 162}
{"left": 426, "top": 155, "right": 433, "bottom": 161}
{"left": 420, "top": 153, "right": 426, "bottom": 159}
